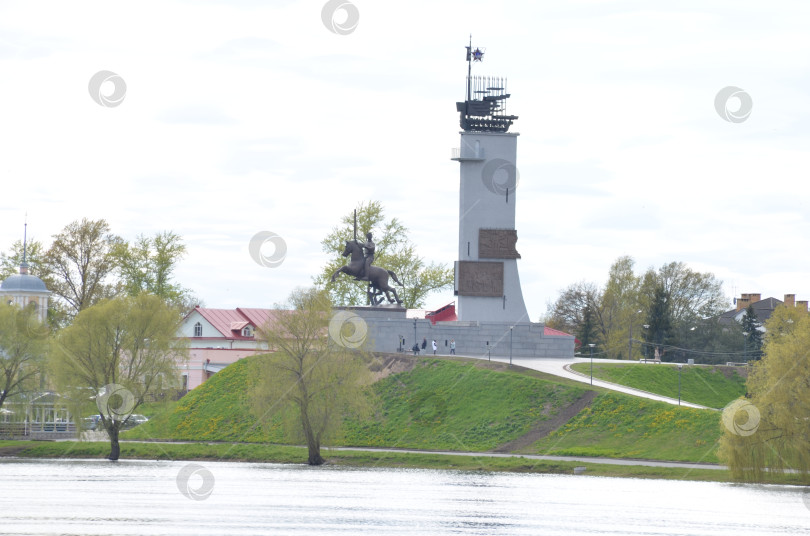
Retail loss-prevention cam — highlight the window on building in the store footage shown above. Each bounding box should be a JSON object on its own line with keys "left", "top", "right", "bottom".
{"left": 242, "top": 326, "right": 253, "bottom": 337}
{"left": 194, "top": 322, "right": 202, "bottom": 337}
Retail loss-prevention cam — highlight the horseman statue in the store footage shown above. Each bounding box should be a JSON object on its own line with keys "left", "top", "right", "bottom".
{"left": 331, "top": 212, "right": 404, "bottom": 306}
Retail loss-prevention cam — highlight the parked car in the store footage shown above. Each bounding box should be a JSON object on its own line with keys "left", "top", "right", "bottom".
{"left": 82, "top": 413, "right": 148, "bottom": 431}
{"left": 82, "top": 414, "right": 102, "bottom": 431}
{"left": 121, "top": 414, "right": 149, "bottom": 430}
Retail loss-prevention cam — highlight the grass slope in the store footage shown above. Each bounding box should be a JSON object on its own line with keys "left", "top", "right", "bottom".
{"left": 570, "top": 363, "right": 746, "bottom": 408}
{"left": 529, "top": 393, "right": 723, "bottom": 462}
{"left": 126, "top": 354, "right": 725, "bottom": 463}
{"left": 130, "top": 357, "right": 587, "bottom": 451}
{"left": 341, "top": 359, "right": 586, "bottom": 451}
{"left": 126, "top": 357, "right": 283, "bottom": 443}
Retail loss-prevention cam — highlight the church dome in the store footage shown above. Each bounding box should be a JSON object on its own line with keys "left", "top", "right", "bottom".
{"left": 0, "top": 273, "right": 50, "bottom": 293}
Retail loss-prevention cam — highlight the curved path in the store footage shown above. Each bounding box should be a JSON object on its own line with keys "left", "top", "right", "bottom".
{"left": 465, "top": 355, "right": 711, "bottom": 409}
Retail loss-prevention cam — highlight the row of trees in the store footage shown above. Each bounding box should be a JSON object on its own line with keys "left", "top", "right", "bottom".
{"left": 545, "top": 256, "right": 757, "bottom": 363}
{"left": 0, "top": 219, "right": 195, "bottom": 460}
{"left": 1, "top": 284, "right": 372, "bottom": 465}
{"left": 2, "top": 206, "right": 447, "bottom": 464}
{"left": 0, "top": 293, "right": 186, "bottom": 460}
{"left": 0, "top": 218, "right": 196, "bottom": 326}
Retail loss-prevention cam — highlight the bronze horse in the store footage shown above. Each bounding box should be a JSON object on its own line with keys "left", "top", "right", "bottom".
{"left": 331, "top": 240, "right": 403, "bottom": 305}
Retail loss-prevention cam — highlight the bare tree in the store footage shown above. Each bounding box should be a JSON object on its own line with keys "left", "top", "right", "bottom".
{"left": 43, "top": 218, "right": 123, "bottom": 316}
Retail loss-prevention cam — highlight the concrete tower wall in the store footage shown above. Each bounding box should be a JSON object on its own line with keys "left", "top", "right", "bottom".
{"left": 454, "top": 131, "right": 528, "bottom": 323}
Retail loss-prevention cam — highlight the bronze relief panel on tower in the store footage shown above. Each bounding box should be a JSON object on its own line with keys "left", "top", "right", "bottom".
{"left": 478, "top": 229, "right": 521, "bottom": 259}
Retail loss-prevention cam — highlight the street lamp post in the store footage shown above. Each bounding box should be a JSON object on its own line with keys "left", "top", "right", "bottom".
{"left": 678, "top": 364, "right": 683, "bottom": 405}
{"left": 588, "top": 343, "right": 596, "bottom": 385}
{"left": 642, "top": 325, "right": 649, "bottom": 361}
{"left": 509, "top": 327, "right": 513, "bottom": 367}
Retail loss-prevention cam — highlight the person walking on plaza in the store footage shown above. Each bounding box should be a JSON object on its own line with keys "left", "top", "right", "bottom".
{"left": 450, "top": 339, "right": 456, "bottom": 355}
{"left": 432, "top": 339, "right": 437, "bottom": 355}
{"left": 421, "top": 337, "right": 427, "bottom": 352}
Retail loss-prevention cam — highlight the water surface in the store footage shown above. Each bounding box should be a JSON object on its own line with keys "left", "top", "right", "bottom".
{"left": 0, "top": 458, "right": 807, "bottom": 535}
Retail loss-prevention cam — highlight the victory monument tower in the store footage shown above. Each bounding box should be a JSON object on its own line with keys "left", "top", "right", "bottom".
{"left": 331, "top": 40, "right": 574, "bottom": 358}
{"left": 452, "top": 40, "right": 528, "bottom": 323}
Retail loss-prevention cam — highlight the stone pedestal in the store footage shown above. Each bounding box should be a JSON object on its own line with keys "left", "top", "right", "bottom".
{"left": 335, "top": 306, "right": 574, "bottom": 358}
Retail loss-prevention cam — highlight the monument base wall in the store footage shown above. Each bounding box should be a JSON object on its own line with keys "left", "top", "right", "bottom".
{"left": 336, "top": 306, "right": 575, "bottom": 358}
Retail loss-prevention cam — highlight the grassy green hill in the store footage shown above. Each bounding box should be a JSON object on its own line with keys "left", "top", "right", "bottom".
{"left": 528, "top": 393, "right": 723, "bottom": 462}
{"left": 127, "top": 354, "right": 725, "bottom": 462}
{"left": 341, "top": 358, "right": 586, "bottom": 451}
{"left": 569, "top": 362, "right": 747, "bottom": 408}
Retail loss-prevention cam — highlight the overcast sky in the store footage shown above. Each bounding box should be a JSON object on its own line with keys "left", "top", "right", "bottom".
{"left": 2, "top": 1, "right": 809, "bottom": 320}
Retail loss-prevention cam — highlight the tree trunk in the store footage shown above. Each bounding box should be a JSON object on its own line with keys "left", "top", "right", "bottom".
{"left": 300, "top": 406, "right": 323, "bottom": 465}
{"left": 108, "top": 425, "right": 120, "bottom": 461}
{"left": 306, "top": 436, "right": 324, "bottom": 466}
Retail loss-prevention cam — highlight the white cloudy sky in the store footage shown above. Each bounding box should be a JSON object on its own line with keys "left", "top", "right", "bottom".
{"left": 1, "top": 1, "right": 809, "bottom": 320}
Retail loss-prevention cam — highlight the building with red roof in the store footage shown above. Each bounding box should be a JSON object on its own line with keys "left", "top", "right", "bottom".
{"left": 177, "top": 306, "right": 278, "bottom": 390}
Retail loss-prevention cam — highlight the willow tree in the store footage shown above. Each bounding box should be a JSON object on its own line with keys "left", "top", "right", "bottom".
{"left": 50, "top": 293, "right": 186, "bottom": 460}
{"left": 251, "top": 287, "right": 374, "bottom": 465}
{"left": 313, "top": 201, "right": 452, "bottom": 308}
{"left": 0, "top": 303, "right": 49, "bottom": 412}
{"left": 718, "top": 305, "right": 810, "bottom": 482}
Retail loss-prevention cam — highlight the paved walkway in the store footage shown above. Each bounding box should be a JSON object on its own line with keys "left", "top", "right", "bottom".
{"left": 465, "top": 355, "right": 712, "bottom": 409}
{"left": 55, "top": 439, "right": 724, "bottom": 472}
{"left": 326, "top": 446, "right": 725, "bottom": 471}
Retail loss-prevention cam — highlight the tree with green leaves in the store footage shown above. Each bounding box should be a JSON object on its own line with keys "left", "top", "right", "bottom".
{"left": 113, "top": 231, "right": 195, "bottom": 310}
{"left": 251, "top": 287, "right": 374, "bottom": 465}
{"left": 50, "top": 293, "right": 186, "bottom": 460}
{"left": 741, "top": 304, "right": 763, "bottom": 360}
{"left": 718, "top": 305, "right": 810, "bottom": 482}
{"left": 313, "top": 201, "right": 453, "bottom": 308}
{"left": 0, "top": 303, "right": 49, "bottom": 412}
{"left": 577, "top": 303, "right": 600, "bottom": 350}
{"left": 601, "top": 256, "right": 642, "bottom": 359}
{"left": 0, "top": 238, "right": 46, "bottom": 281}
{"left": 43, "top": 218, "right": 124, "bottom": 316}
{"left": 544, "top": 281, "right": 602, "bottom": 348}
{"left": 643, "top": 282, "right": 673, "bottom": 360}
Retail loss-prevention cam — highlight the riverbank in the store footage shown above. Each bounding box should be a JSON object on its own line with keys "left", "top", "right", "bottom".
{"left": 1, "top": 439, "right": 806, "bottom": 486}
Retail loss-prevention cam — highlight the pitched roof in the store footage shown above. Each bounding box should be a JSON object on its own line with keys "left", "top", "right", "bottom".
{"left": 718, "top": 297, "right": 783, "bottom": 325}
{"left": 192, "top": 307, "right": 279, "bottom": 340}
{"left": 544, "top": 326, "right": 574, "bottom": 337}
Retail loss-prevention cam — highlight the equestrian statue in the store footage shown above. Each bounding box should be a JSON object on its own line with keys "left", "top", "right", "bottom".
{"left": 330, "top": 215, "right": 403, "bottom": 306}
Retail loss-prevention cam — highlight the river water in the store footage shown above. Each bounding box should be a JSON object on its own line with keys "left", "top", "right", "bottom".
{"left": 0, "top": 458, "right": 808, "bottom": 535}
